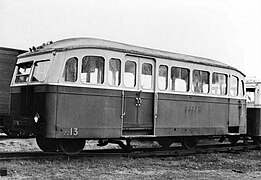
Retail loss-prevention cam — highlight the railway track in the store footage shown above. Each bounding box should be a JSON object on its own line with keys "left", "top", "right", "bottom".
{"left": 0, "top": 142, "right": 259, "bottom": 161}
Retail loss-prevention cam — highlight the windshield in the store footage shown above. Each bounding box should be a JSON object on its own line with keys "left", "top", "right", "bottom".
{"left": 15, "top": 62, "right": 33, "bottom": 83}
{"left": 32, "top": 60, "right": 51, "bottom": 82}
{"left": 15, "top": 59, "right": 51, "bottom": 84}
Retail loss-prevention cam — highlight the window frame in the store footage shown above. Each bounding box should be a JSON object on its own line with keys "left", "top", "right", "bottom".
{"left": 158, "top": 64, "right": 168, "bottom": 91}
{"left": 14, "top": 61, "right": 34, "bottom": 84}
{"left": 141, "top": 62, "right": 153, "bottom": 90}
{"left": 211, "top": 72, "right": 228, "bottom": 96}
{"left": 170, "top": 66, "right": 190, "bottom": 92}
{"left": 80, "top": 55, "right": 105, "bottom": 85}
{"left": 192, "top": 69, "right": 210, "bottom": 94}
{"left": 108, "top": 58, "right": 121, "bottom": 87}
{"left": 62, "top": 57, "right": 79, "bottom": 83}
{"left": 230, "top": 75, "right": 239, "bottom": 97}
{"left": 123, "top": 60, "right": 137, "bottom": 88}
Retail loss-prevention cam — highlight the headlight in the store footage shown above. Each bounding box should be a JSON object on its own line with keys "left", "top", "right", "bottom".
{"left": 34, "top": 113, "right": 40, "bottom": 123}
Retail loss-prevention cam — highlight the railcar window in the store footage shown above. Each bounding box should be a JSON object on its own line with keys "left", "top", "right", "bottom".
{"left": 171, "top": 67, "right": 189, "bottom": 92}
{"left": 240, "top": 80, "right": 245, "bottom": 97}
{"left": 81, "top": 56, "right": 104, "bottom": 84}
{"left": 141, "top": 63, "right": 152, "bottom": 89}
{"left": 212, "top": 73, "right": 227, "bottom": 95}
{"left": 62, "top": 57, "right": 78, "bottom": 82}
{"left": 32, "top": 60, "right": 51, "bottom": 82}
{"left": 124, "top": 61, "right": 136, "bottom": 87}
{"left": 192, "top": 70, "right": 209, "bottom": 93}
{"left": 15, "top": 62, "right": 33, "bottom": 83}
{"left": 230, "top": 76, "right": 238, "bottom": 96}
{"left": 158, "top": 65, "right": 168, "bottom": 90}
{"left": 108, "top": 58, "right": 121, "bottom": 86}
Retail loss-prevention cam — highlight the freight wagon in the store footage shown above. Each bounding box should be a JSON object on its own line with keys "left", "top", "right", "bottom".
{"left": 0, "top": 47, "right": 26, "bottom": 134}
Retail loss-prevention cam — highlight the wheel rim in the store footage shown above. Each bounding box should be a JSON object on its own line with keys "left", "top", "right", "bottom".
{"left": 181, "top": 137, "right": 198, "bottom": 150}
{"left": 36, "top": 137, "right": 58, "bottom": 152}
{"left": 157, "top": 138, "right": 173, "bottom": 148}
{"left": 59, "top": 139, "right": 85, "bottom": 155}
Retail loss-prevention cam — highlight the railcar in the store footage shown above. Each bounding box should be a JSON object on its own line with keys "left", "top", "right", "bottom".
{"left": 6, "top": 38, "right": 247, "bottom": 154}
{"left": 0, "top": 47, "right": 26, "bottom": 134}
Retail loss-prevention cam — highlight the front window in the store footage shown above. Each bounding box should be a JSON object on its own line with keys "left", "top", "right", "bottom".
{"left": 32, "top": 60, "right": 51, "bottom": 82}
{"left": 81, "top": 56, "right": 105, "bottom": 84}
{"left": 15, "top": 62, "right": 33, "bottom": 83}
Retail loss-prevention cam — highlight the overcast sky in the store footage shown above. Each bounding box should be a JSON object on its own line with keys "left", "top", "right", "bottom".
{"left": 1, "top": 0, "right": 261, "bottom": 78}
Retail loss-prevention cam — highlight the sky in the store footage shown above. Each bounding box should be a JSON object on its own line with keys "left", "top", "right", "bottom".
{"left": 1, "top": 0, "right": 261, "bottom": 78}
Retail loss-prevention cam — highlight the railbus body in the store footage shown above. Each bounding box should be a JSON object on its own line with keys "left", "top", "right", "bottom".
{"left": 7, "top": 38, "right": 247, "bottom": 154}
{"left": 0, "top": 47, "right": 26, "bottom": 133}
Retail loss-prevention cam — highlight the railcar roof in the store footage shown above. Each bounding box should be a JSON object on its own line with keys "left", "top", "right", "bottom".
{"left": 19, "top": 37, "right": 244, "bottom": 76}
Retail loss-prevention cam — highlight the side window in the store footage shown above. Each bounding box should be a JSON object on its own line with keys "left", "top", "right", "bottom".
{"left": 212, "top": 73, "right": 227, "bottom": 95}
{"left": 141, "top": 63, "right": 152, "bottom": 89}
{"left": 192, "top": 70, "right": 209, "bottom": 93}
{"left": 158, "top": 65, "right": 168, "bottom": 90}
{"left": 108, "top": 58, "right": 121, "bottom": 86}
{"left": 240, "top": 80, "right": 245, "bottom": 97}
{"left": 62, "top": 57, "right": 78, "bottom": 82}
{"left": 81, "top": 56, "right": 105, "bottom": 84}
{"left": 171, "top": 67, "right": 189, "bottom": 92}
{"left": 230, "top": 75, "right": 238, "bottom": 96}
{"left": 124, "top": 61, "right": 136, "bottom": 87}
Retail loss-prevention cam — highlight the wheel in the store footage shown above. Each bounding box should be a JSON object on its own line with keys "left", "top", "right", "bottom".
{"left": 36, "top": 137, "right": 59, "bottom": 152}
{"left": 58, "top": 139, "right": 86, "bottom": 156}
{"left": 157, "top": 138, "right": 173, "bottom": 148}
{"left": 181, "top": 137, "right": 199, "bottom": 150}
{"left": 228, "top": 136, "right": 239, "bottom": 145}
{"left": 252, "top": 136, "right": 261, "bottom": 145}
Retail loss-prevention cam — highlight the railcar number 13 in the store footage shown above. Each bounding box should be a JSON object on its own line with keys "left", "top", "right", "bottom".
{"left": 63, "top": 128, "right": 79, "bottom": 136}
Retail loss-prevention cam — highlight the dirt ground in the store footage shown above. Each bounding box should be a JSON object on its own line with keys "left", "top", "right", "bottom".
{"left": 1, "top": 138, "right": 261, "bottom": 179}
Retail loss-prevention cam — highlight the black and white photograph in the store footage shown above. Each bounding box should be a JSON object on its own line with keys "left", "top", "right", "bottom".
{"left": 0, "top": 0, "right": 261, "bottom": 179}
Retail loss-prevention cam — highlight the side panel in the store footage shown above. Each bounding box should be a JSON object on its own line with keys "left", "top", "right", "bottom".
{"left": 55, "top": 86, "right": 122, "bottom": 138}
{"left": 123, "top": 91, "right": 138, "bottom": 127}
{"left": 156, "top": 94, "right": 229, "bottom": 136}
{"left": 228, "top": 99, "right": 247, "bottom": 134}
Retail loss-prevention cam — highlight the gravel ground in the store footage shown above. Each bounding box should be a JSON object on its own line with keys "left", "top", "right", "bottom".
{"left": 1, "top": 138, "right": 261, "bottom": 179}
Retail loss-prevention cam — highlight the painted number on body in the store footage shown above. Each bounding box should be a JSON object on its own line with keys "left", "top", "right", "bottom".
{"left": 63, "top": 128, "right": 79, "bottom": 136}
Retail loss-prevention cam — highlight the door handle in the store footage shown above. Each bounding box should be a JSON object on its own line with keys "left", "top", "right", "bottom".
{"left": 135, "top": 97, "right": 142, "bottom": 107}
